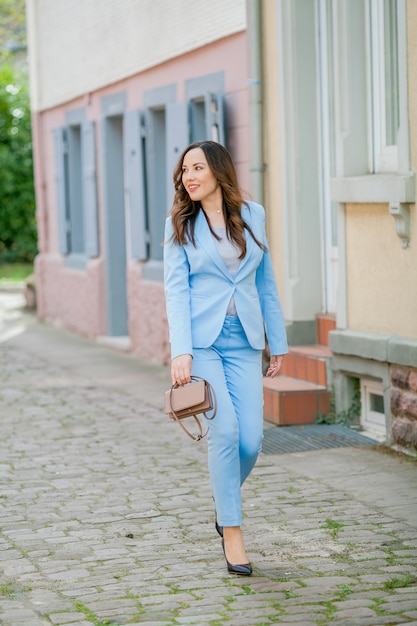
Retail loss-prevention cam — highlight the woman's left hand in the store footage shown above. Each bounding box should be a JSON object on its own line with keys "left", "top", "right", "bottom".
{"left": 266, "top": 354, "right": 285, "bottom": 378}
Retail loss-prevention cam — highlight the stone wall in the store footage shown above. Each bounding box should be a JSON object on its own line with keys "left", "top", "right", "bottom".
{"left": 391, "top": 366, "right": 417, "bottom": 450}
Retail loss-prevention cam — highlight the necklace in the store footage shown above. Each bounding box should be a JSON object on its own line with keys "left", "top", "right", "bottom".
{"left": 202, "top": 205, "right": 222, "bottom": 215}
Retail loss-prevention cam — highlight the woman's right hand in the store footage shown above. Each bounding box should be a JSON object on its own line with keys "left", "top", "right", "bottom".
{"left": 171, "top": 354, "right": 193, "bottom": 386}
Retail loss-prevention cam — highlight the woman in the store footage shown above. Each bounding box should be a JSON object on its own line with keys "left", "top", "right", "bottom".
{"left": 164, "top": 140, "right": 287, "bottom": 576}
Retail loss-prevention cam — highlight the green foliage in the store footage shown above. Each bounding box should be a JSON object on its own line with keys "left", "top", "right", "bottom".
{"left": 0, "top": 64, "right": 37, "bottom": 263}
{"left": 321, "top": 518, "right": 344, "bottom": 539}
{"left": 74, "top": 601, "right": 120, "bottom": 625}
{"left": 0, "top": 0, "right": 27, "bottom": 62}
{"left": 0, "top": 582, "right": 15, "bottom": 597}
{"left": 337, "top": 584, "right": 354, "bottom": 596}
{"left": 315, "top": 378, "right": 361, "bottom": 426}
{"left": 0, "top": 262, "right": 33, "bottom": 282}
{"left": 384, "top": 573, "right": 417, "bottom": 590}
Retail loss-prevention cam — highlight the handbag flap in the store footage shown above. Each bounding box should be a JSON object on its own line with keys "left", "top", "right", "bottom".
{"left": 165, "top": 380, "right": 206, "bottom": 413}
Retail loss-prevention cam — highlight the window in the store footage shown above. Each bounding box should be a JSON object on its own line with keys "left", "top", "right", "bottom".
{"left": 369, "top": 0, "right": 402, "bottom": 173}
{"left": 143, "top": 85, "right": 178, "bottom": 268}
{"left": 54, "top": 111, "right": 99, "bottom": 267}
{"left": 186, "top": 72, "right": 226, "bottom": 145}
{"left": 54, "top": 127, "right": 71, "bottom": 254}
{"left": 360, "top": 378, "right": 386, "bottom": 438}
{"left": 124, "top": 109, "right": 148, "bottom": 262}
{"left": 129, "top": 75, "right": 226, "bottom": 277}
{"left": 67, "top": 124, "right": 84, "bottom": 253}
{"left": 328, "top": 0, "right": 413, "bottom": 245}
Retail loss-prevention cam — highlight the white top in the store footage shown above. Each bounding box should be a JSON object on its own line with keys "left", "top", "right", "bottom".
{"left": 212, "top": 227, "right": 240, "bottom": 316}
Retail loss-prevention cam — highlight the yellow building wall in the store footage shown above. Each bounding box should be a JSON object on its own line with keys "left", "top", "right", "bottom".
{"left": 345, "top": 203, "right": 417, "bottom": 338}
{"left": 260, "top": 1, "right": 417, "bottom": 337}
{"left": 261, "top": 0, "right": 284, "bottom": 295}
{"left": 346, "top": 1, "right": 417, "bottom": 339}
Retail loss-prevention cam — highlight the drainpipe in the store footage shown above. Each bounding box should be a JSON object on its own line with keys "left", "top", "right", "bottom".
{"left": 247, "top": 0, "right": 264, "bottom": 205}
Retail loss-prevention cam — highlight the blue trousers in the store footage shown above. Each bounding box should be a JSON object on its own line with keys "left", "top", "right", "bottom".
{"left": 192, "top": 316, "right": 264, "bottom": 526}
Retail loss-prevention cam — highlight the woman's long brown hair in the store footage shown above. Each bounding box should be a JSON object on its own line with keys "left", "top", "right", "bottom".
{"left": 169, "top": 140, "right": 264, "bottom": 259}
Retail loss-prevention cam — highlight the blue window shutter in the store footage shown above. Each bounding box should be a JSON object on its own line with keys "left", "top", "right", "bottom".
{"left": 215, "top": 91, "right": 226, "bottom": 146}
{"left": 205, "top": 91, "right": 226, "bottom": 146}
{"left": 82, "top": 121, "right": 99, "bottom": 257}
{"left": 166, "top": 102, "right": 189, "bottom": 213}
{"left": 54, "top": 127, "right": 69, "bottom": 254}
{"left": 124, "top": 109, "right": 148, "bottom": 260}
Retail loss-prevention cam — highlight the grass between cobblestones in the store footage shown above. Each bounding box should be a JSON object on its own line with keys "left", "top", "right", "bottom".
{"left": 75, "top": 601, "right": 120, "bottom": 625}
{"left": 0, "top": 582, "right": 16, "bottom": 597}
{"left": 1, "top": 343, "right": 417, "bottom": 625}
{"left": 384, "top": 573, "right": 417, "bottom": 590}
{"left": 52, "top": 568, "right": 417, "bottom": 625}
{"left": 320, "top": 518, "right": 345, "bottom": 539}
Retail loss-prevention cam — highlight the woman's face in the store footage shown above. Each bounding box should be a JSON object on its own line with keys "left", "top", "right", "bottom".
{"left": 181, "top": 147, "right": 221, "bottom": 205}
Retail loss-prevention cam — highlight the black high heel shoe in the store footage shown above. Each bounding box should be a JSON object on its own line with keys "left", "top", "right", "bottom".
{"left": 215, "top": 515, "right": 224, "bottom": 538}
{"left": 221, "top": 538, "right": 252, "bottom": 576}
{"left": 213, "top": 503, "right": 223, "bottom": 537}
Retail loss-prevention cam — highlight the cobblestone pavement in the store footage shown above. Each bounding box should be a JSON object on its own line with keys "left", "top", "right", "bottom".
{"left": 0, "top": 308, "right": 417, "bottom": 625}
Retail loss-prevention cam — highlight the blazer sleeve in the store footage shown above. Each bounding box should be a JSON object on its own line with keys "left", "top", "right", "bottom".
{"left": 163, "top": 218, "right": 193, "bottom": 360}
{"left": 255, "top": 209, "right": 288, "bottom": 356}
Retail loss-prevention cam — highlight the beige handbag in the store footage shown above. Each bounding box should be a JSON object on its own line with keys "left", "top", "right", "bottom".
{"left": 165, "top": 376, "right": 217, "bottom": 441}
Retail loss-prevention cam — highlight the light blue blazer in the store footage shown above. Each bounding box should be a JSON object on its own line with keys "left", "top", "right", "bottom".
{"left": 164, "top": 201, "right": 288, "bottom": 360}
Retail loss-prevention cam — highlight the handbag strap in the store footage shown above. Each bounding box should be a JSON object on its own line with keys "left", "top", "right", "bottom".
{"left": 190, "top": 376, "right": 217, "bottom": 421}
{"left": 168, "top": 377, "right": 217, "bottom": 441}
{"left": 173, "top": 412, "right": 207, "bottom": 441}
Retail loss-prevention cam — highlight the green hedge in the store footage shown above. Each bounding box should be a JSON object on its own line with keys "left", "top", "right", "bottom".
{"left": 0, "top": 65, "right": 37, "bottom": 263}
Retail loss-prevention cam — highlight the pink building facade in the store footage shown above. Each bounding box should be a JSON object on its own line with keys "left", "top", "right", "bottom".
{"left": 31, "top": 32, "right": 250, "bottom": 365}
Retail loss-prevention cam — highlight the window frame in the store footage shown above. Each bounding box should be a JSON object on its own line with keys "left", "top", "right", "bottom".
{"left": 329, "top": 0, "right": 413, "bottom": 207}
{"left": 54, "top": 108, "right": 99, "bottom": 270}
{"left": 185, "top": 71, "right": 226, "bottom": 145}
{"left": 143, "top": 84, "right": 177, "bottom": 272}
{"left": 66, "top": 122, "right": 85, "bottom": 255}
{"left": 360, "top": 377, "right": 386, "bottom": 438}
{"left": 368, "top": 0, "right": 400, "bottom": 174}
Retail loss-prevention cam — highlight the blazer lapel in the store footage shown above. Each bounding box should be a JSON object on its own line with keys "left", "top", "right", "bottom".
{"left": 194, "top": 210, "right": 232, "bottom": 279}
{"left": 194, "top": 207, "right": 260, "bottom": 279}
{"left": 234, "top": 208, "right": 258, "bottom": 276}
{"left": 232, "top": 234, "right": 254, "bottom": 279}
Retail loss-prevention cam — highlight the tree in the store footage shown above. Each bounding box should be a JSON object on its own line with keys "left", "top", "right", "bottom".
{"left": 0, "top": 1, "right": 36, "bottom": 263}
{"left": 0, "top": 64, "right": 37, "bottom": 263}
{"left": 0, "top": 0, "right": 27, "bottom": 63}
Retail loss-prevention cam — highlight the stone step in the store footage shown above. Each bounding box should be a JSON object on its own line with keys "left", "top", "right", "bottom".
{"left": 316, "top": 313, "right": 336, "bottom": 347}
{"left": 280, "top": 344, "right": 331, "bottom": 386}
{"left": 263, "top": 375, "right": 331, "bottom": 426}
{"left": 263, "top": 314, "right": 335, "bottom": 426}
